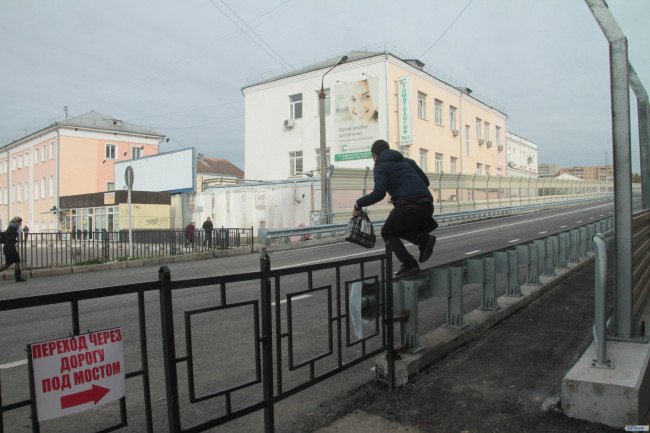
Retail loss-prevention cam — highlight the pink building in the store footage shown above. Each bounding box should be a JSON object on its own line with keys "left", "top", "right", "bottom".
{"left": 0, "top": 111, "right": 164, "bottom": 232}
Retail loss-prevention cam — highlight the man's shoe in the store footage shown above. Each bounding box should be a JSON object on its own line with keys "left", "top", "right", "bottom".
{"left": 395, "top": 260, "right": 420, "bottom": 278}
{"left": 418, "top": 235, "right": 437, "bottom": 263}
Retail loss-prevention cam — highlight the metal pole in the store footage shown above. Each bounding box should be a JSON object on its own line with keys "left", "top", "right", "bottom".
{"left": 586, "top": 0, "right": 635, "bottom": 337}
{"left": 260, "top": 253, "right": 274, "bottom": 432}
{"left": 319, "top": 56, "right": 347, "bottom": 224}
{"left": 629, "top": 63, "right": 650, "bottom": 209}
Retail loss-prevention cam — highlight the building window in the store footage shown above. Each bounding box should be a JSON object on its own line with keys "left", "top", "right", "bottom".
{"left": 418, "top": 92, "right": 427, "bottom": 119}
{"left": 289, "top": 151, "right": 303, "bottom": 176}
{"left": 42, "top": 145, "right": 46, "bottom": 162}
{"left": 34, "top": 149, "right": 39, "bottom": 164}
{"left": 41, "top": 176, "right": 46, "bottom": 198}
{"left": 24, "top": 182, "right": 28, "bottom": 202}
{"left": 476, "top": 118, "right": 482, "bottom": 140}
{"left": 477, "top": 163, "right": 483, "bottom": 175}
{"left": 317, "top": 88, "right": 331, "bottom": 116}
{"left": 400, "top": 146, "right": 410, "bottom": 158}
{"left": 11, "top": 185, "right": 16, "bottom": 203}
{"left": 49, "top": 141, "right": 54, "bottom": 159}
{"left": 315, "top": 148, "right": 330, "bottom": 170}
{"left": 132, "top": 146, "right": 143, "bottom": 159}
{"left": 107, "top": 181, "right": 115, "bottom": 192}
{"left": 434, "top": 153, "right": 443, "bottom": 173}
{"left": 484, "top": 122, "right": 490, "bottom": 141}
{"left": 449, "top": 106, "right": 457, "bottom": 130}
{"left": 486, "top": 165, "right": 491, "bottom": 175}
{"left": 419, "top": 149, "right": 428, "bottom": 171}
{"left": 11, "top": 157, "right": 15, "bottom": 171}
{"left": 2, "top": 187, "right": 6, "bottom": 205}
{"left": 24, "top": 152, "right": 29, "bottom": 167}
{"left": 0, "top": 161, "right": 3, "bottom": 174}
{"left": 289, "top": 93, "right": 303, "bottom": 119}
{"left": 450, "top": 157, "right": 458, "bottom": 174}
{"left": 465, "top": 125, "right": 470, "bottom": 155}
{"left": 495, "top": 126, "right": 501, "bottom": 147}
{"left": 49, "top": 175, "right": 54, "bottom": 197}
{"left": 17, "top": 155, "right": 22, "bottom": 169}
{"left": 106, "top": 144, "right": 117, "bottom": 160}
{"left": 434, "top": 100, "right": 442, "bottom": 125}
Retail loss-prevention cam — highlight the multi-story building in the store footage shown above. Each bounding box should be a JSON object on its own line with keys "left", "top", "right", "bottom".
{"left": 241, "top": 48, "right": 508, "bottom": 181}
{"left": 559, "top": 165, "right": 613, "bottom": 181}
{"left": 538, "top": 163, "right": 559, "bottom": 178}
{"left": 0, "top": 111, "right": 163, "bottom": 231}
{"left": 506, "top": 132, "right": 538, "bottom": 177}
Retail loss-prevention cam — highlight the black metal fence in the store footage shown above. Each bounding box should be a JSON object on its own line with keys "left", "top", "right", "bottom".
{"left": 1, "top": 228, "right": 254, "bottom": 270}
{"left": 0, "top": 248, "right": 394, "bottom": 433}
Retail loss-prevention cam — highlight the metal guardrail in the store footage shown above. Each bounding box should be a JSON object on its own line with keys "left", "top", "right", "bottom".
{"left": 258, "top": 196, "right": 611, "bottom": 246}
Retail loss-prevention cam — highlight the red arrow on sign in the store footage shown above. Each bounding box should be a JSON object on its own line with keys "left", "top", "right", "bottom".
{"left": 60, "top": 385, "right": 110, "bottom": 409}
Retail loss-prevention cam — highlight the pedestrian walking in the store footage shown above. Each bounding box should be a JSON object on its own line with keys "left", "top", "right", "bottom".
{"left": 185, "top": 221, "right": 195, "bottom": 248}
{"left": 354, "top": 139, "right": 437, "bottom": 278}
{"left": 202, "top": 217, "right": 213, "bottom": 248}
{"left": 0, "top": 216, "right": 27, "bottom": 282}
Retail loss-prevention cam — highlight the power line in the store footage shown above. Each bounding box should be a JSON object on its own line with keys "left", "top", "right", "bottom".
{"left": 419, "top": 0, "right": 475, "bottom": 58}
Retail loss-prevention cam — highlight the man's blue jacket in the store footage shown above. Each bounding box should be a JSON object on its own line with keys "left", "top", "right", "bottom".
{"left": 356, "top": 149, "right": 432, "bottom": 208}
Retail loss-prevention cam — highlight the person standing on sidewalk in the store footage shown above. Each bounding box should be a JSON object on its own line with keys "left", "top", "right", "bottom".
{"left": 202, "top": 217, "right": 213, "bottom": 248}
{"left": 0, "top": 216, "right": 27, "bottom": 282}
{"left": 353, "top": 140, "right": 437, "bottom": 278}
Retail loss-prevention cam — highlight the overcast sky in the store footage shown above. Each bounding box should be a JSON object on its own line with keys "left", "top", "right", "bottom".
{"left": 1, "top": 0, "right": 648, "bottom": 174}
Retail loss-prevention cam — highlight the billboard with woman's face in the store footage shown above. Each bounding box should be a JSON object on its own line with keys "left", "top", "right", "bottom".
{"left": 334, "top": 77, "right": 378, "bottom": 162}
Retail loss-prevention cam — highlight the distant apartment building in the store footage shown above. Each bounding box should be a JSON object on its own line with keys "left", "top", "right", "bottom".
{"left": 506, "top": 132, "right": 538, "bottom": 177}
{"left": 559, "top": 165, "right": 613, "bottom": 181}
{"left": 0, "top": 111, "right": 163, "bottom": 231}
{"left": 538, "top": 163, "right": 559, "bottom": 178}
{"left": 241, "top": 47, "right": 508, "bottom": 181}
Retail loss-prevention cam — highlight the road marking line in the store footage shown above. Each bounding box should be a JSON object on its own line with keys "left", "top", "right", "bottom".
{"left": 508, "top": 239, "right": 520, "bottom": 243}
{"left": 0, "top": 359, "right": 27, "bottom": 369}
{"left": 539, "top": 231, "right": 547, "bottom": 234}
{"left": 560, "top": 225, "right": 567, "bottom": 228}
{"left": 576, "top": 220, "right": 582, "bottom": 223}
{"left": 271, "top": 294, "right": 311, "bottom": 306}
{"left": 465, "top": 250, "right": 481, "bottom": 255}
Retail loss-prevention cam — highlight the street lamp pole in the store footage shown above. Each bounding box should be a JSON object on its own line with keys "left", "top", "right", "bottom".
{"left": 319, "top": 55, "right": 347, "bottom": 224}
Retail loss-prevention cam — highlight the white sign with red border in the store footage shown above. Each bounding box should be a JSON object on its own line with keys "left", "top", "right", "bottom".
{"left": 29, "top": 328, "right": 126, "bottom": 422}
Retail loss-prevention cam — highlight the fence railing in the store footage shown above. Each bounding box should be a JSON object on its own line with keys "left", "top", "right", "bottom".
{"left": 2, "top": 227, "right": 254, "bottom": 270}
{"left": 0, "top": 247, "right": 393, "bottom": 433}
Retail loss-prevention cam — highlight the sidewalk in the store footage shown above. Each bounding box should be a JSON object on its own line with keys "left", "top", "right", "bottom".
{"left": 293, "top": 254, "right": 640, "bottom": 432}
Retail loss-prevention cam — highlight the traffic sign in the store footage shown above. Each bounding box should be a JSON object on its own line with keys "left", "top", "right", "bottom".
{"left": 29, "top": 328, "right": 126, "bottom": 422}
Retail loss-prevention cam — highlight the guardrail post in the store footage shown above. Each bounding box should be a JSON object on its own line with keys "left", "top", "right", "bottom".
{"left": 398, "top": 279, "right": 422, "bottom": 352}
{"left": 557, "top": 233, "right": 569, "bottom": 268}
{"left": 578, "top": 226, "right": 588, "bottom": 258}
{"left": 444, "top": 267, "right": 468, "bottom": 329}
{"left": 569, "top": 229, "right": 580, "bottom": 262}
{"left": 591, "top": 234, "right": 614, "bottom": 369}
{"left": 159, "top": 266, "right": 181, "bottom": 433}
{"left": 528, "top": 243, "right": 540, "bottom": 285}
{"left": 495, "top": 250, "right": 521, "bottom": 296}
{"left": 544, "top": 237, "right": 556, "bottom": 276}
{"left": 467, "top": 257, "right": 499, "bottom": 311}
{"left": 586, "top": 223, "right": 596, "bottom": 252}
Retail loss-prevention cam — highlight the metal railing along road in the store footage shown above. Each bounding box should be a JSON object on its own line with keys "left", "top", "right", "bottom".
{"left": 1, "top": 228, "right": 254, "bottom": 270}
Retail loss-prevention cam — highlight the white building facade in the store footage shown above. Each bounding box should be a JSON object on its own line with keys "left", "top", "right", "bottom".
{"left": 506, "top": 132, "right": 538, "bottom": 177}
{"left": 241, "top": 49, "right": 508, "bottom": 182}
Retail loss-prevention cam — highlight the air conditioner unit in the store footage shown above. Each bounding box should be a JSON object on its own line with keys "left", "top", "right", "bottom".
{"left": 498, "top": 144, "right": 504, "bottom": 151}
{"left": 527, "top": 156, "right": 533, "bottom": 163}
{"left": 508, "top": 161, "right": 514, "bottom": 168}
{"left": 478, "top": 139, "right": 485, "bottom": 145}
{"left": 486, "top": 141, "right": 493, "bottom": 148}
{"left": 283, "top": 119, "right": 295, "bottom": 128}
{"left": 452, "top": 129, "right": 459, "bottom": 136}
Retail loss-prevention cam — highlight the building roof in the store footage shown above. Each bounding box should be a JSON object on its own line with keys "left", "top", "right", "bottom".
{"left": 57, "top": 111, "right": 163, "bottom": 137}
{"left": 2, "top": 110, "right": 164, "bottom": 148}
{"left": 197, "top": 156, "right": 244, "bottom": 178}
{"left": 555, "top": 172, "right": 584, "bottom": 181}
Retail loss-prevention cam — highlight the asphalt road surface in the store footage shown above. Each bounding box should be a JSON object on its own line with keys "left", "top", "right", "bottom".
{"left": 0, "top": 199, "right": 617, "bottom": 432}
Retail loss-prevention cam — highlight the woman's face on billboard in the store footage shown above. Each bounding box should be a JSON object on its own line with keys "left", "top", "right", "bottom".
{"left": 346, "top": 80, "right": 376, "bottom": 122}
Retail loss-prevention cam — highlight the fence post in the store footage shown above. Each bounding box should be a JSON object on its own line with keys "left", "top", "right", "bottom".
{"left": 159, "top": 266, "right": 181, "bottom": 432}
{"left": 259, "top": 253, "right": 274, "bottom": 433}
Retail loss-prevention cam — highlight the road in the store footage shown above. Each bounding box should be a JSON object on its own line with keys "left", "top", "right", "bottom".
{"left": 0, "top": 199, "right": 616, "bottom": 432}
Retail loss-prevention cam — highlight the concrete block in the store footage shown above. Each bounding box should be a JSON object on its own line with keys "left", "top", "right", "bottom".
{"left": 562, "top": 340, "right": 650, "bottom": 427}
{"left": 108, "top": 261, "right": 127, "bottom": 270}
{"left": 85, "top": 264, "right": 110, "bottom": 272}
{"left": 30, "top": 267, "right": 72, "bottom": 278}
{"left": 159, "top": 257, "right": 175, "bottom": 265}
{"left": 126, "top": 260, "right": 144, "bottom": 268}
{"left": 374, "top": 354, "right": 409, "bottom": 388}
{"left": 174, "top": 255, "right": 189, "bottom": 263}
{"left": 142, "top": 258, "right": 160, "bottom": 267}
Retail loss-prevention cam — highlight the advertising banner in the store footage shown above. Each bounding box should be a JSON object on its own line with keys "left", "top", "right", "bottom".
{"left": 334, "top": 77, "right": 379, "bottom": 162}
{"left": 397, "top": 76, "right": 413, "bottom": 145}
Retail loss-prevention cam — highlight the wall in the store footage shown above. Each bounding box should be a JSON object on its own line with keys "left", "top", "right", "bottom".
{"left": 118, "top": 203, "right": 171, "bottom": 230}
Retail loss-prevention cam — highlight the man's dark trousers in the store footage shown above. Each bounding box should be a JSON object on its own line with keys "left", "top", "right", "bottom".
{"left": 380, "top": 201, "right": 436, "bottom": 264}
